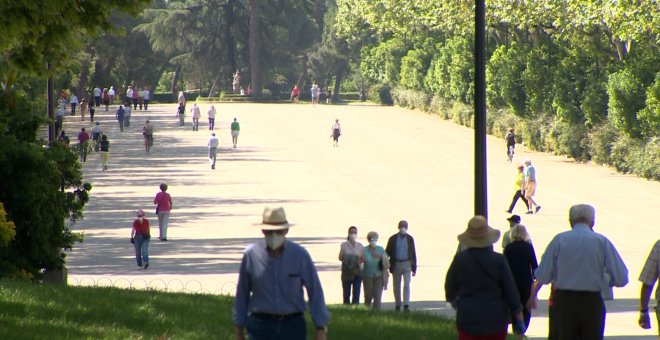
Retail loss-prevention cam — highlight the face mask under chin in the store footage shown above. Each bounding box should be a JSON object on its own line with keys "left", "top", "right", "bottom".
{"left": 266, "top": 234, "right": 285, "bottom": 249}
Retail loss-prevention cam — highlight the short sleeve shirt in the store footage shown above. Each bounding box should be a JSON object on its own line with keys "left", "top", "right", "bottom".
{"left": 639, "top": 240, "right": 660, "bottom": 300}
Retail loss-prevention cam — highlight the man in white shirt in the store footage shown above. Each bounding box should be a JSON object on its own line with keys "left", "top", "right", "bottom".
{"left": 208, "top": 133, "right": 219, "bottom": 170}
{"left": 93, "top": 86, "right": 101, "bottom": 107}
{"left": 69, "top": 93, "right": 79, "bottom": 116}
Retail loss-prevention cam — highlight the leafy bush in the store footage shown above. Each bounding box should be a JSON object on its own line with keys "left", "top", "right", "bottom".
{"left": 448, "top": 102, "right": 473, "bottom": 127}
{"left": 0, "top": 202, "right": 16, "bottom": 247}
{"left": 391, "top": 88, "right": 431, "bottom": 111}
{"left": 546, "top": 118, "right": 590, "bottom": 161}
{"left": 367, "top": 85, "right": 393, "bottom": 105}
{"left": 428, "top": 95, "right": 450, "bottom": 119}
{"left": 360, "top": 38, "right": 409, "bottom": 85}
{"left": 488, "top": 108, "right": 521, "bottom": 140}
{"left": 589, "top": 123, "right": 619, "bottom": 165}
{"left": 400, "top": 48, "right": 432, "bottom": 90}
{"left": 630, "top": 137, "right": 660, "bottom": 180}
{"left": 487, "top": 43, "right": 528, "bottom": 116}
{"left": 607, "top": 69, "right": 646, "bottom": 138}
{"left": 424, "top": 37, "right": 473, "bottom": 104}
{"left": 637, "top": 73, "right": 660, "bottom": 138}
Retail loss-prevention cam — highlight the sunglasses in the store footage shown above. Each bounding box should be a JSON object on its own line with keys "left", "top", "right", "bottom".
{"left": 263, "top": 230, "right": 287, "bottom": 236}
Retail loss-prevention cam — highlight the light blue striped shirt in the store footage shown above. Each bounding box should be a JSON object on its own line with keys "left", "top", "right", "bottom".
{"left": 233, "top": 240, "right": 329, "bottom": 327}
{"left": 534, "top": 224, "right": 628, "bottom": 291}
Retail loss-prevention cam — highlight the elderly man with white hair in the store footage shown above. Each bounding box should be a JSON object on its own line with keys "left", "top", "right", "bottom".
{"left": 527, "top": 204, "right": 628, "bottom": 340}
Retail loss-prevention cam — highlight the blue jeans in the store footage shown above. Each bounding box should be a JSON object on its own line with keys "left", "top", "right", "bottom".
{"left": 247, "top": 314, "right": 306, "bottom": 340}
{"left": 342, "top": 275, "right": 362, "bottom": 304}
{"left": 134, "top": 234, "right": 150, "bottom": 267}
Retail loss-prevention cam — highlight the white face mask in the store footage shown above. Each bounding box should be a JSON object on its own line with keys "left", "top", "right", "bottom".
{"left": 348, "top": 233, "right": 357, "bottom": 242}
{"left": 399, "top": 228, "right": 407, "bottom": 235}
{"left": 369, "top": 239, "right": 378, "bottom": 247}
{"left": 265, "top": 234, "right": 285, "bottom": 250}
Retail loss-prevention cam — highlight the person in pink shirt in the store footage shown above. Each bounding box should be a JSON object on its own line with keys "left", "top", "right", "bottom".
{"left": 153, "top": 183, "right": 173, "bottom": 241}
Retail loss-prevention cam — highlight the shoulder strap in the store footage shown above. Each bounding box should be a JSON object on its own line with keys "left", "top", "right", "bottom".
{"left": 467, "top": 250, "right": 500, "bottom": 285}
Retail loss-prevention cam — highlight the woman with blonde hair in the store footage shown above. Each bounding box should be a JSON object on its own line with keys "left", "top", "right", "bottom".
{"left": 362, "top": 231, "right": 389, "bottom": 310}
{"left": 504, "top": 224, "right": 538, "bottom": 332}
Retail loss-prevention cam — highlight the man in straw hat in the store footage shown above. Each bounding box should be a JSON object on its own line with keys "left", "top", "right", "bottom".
{"left": 528, "top": 204, "right": 628, "bottom": 339}
{"left": 445, "top": 215, "right": 526, "bottom": 339}
{"left": 233, "top": 207, "right": 329, "bottom": 340}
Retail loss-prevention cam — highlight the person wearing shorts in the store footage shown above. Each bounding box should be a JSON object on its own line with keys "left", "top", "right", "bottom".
{"left": 231, "top": 117, "right": 240, "bottom": 148}
{"left": 523, "top": 159, "right": 541, "bottom": 214}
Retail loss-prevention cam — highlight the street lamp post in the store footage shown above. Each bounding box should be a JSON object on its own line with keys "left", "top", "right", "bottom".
{"left": 474, "top": 0, "right": 488, "bottom": 218}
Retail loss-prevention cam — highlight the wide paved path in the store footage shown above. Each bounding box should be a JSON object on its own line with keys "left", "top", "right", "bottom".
{"left": 63, "top": 102, "right": 660, "bottom": 339}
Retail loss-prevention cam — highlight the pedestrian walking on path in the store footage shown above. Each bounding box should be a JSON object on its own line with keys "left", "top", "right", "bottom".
{"left": 501, "top": 214, "right": 522, "bottom": 250}
{"left": 177, "top": 102, "right": 186, "bottom": 127}
{"left": 191, "top": 103, "right": 201, "bottom": 131}
{"left": 69, "top": 93, "right": 79, "bottom": 116}
{"left": 233, "top": 207, "right": 329, "bottom": 340}
{"left": 153, "top": 183, "right": 173, "bottom": 241}
{"left": 130, "top": 209, "right": 151, "bottom": 270}
{"left": 506, "top": 165, "right": 529, "bottom": 213}
{"left": 339, "top": 226, "right": 364, "bottom": 305}
{"left": 385, "top": 220, "right": 417, "bottom": 312}
{"left": 208, "top": 133, "right": 219, "bottom": 170}
{"left": 231, "top": 117, "right": 240, "bottom": 148}
{"left": 99, "top": 135, "right": 109, "bottom": 171}
{"left": 638, "top": 239, "right": 660, "bottom": 336}
{"left": 142, "top": 120, "right": 154, "bottom": 153}
{"left": 207, "top": 105, "right": 216, "bottom": 130}
{"left": 331, "top": 119, "right": 341, "bottom": 147}
{"left": 116, "top": 105, "right": 125, "bottom": 132}
{"left": 363, "top": 231, "right": 389, "bottom": 310}
{"left": 528, "top": 204, "right": 629, "bottom": 339}
{"left": 77, "top": 128, "right": 90, "bottom": 162}
{"left": 79, "top": 98, "right": 87, "bottom": 121}
{"left": 446, "top": 215, "right": 526, "bottom": 339}
{"left": 505, "top": 128, "right": 516, "bottom": 162}
{"left": 504, "top": 224, "right": 538, "bottom": 332}
{"left": 523, "top": 159, "right": 541, "bottom": 214}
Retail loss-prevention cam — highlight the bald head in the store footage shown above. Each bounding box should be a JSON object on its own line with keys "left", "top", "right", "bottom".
{"left": 569, "top": 204, "right": 595, "bottom": 228}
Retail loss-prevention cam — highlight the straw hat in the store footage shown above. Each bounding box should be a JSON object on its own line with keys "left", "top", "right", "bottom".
{"left": 255, "top": 207, "right": 294, "bottom": 230}
{"left": 457, "top": 215, "right": 500, "bottom": 248}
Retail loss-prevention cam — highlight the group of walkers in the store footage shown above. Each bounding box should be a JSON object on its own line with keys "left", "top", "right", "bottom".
{"left": 289, "top": 83, "right": 333, "bottom": 105}
{"left": 130, "top": 183, "right": 173, "bottom": 270}
{"left": 338, "top": 221, "right": 417, "bottom": 311}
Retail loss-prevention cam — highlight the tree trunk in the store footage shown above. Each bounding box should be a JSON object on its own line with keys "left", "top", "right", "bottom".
{"left": 248, "top": 0, "right": 263, "bottom": 98}
{"left": 333, "top": 67, "right": 343, "bottom": 102}
{"left": 297, "top": 53, "right": 308, "bottom": 89}
{"left": 171, "top": 65, "right": 182, "bottom": 100}
{"left": 225, "top": 0, "right": 237, "bottom": 92}
{"left": 76, "top": 56, "right": 91, "bottom": 99}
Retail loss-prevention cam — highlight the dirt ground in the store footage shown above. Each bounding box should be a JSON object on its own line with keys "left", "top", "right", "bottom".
{"left": 63, "top": 101, "right": 660, "bottom": 339}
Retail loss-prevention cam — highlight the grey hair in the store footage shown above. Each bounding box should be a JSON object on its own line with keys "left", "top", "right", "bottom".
{"left": 510, "top": 224, "right": 530, "bottom": 242}
{"left": 569, "top": 204, "right": 595, "bottom": 226}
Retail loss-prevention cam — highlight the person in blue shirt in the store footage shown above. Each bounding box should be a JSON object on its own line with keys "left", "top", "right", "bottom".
{"left": 233, "top": 207, "right": 329, "bottom": 340}
{"left": 385, "top": 220, "right": 417, "bottom": 312}
{"left": 528, "top": 204, "right": 628, "bottom": 340}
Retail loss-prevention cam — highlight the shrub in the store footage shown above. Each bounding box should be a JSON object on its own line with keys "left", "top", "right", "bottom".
{"left": 607, "top": 69, "right": 646, "bottom": 138}
{"left": 428, "top": 95, "right": 450, "bottom": 119}
{"left": 546, "top": 118, "right": 590, "bottom": 161}
{"left": 400, "top": 48, "right": 432, "bottom": 90}
{"left": 367, "top": 85, "right": 393, "bottom": 105}
{"left": 488, "top": 108, "right": 521, "bottom": 140}
{"left": 637, "top": 73, "right": 660, "bottom": 138}
{"left": 391, "top": 88, "right": 431, "bottom": 111}
{"left": 448, "top": 102, "right": 473, "bottom": 127}
{"left": 589, "top": 123, "right": 619, "bottom": 165}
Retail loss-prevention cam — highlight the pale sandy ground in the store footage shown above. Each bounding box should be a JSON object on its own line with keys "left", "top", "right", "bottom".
{"left": 62, "top": 102, "right": 660, "bottom": 339}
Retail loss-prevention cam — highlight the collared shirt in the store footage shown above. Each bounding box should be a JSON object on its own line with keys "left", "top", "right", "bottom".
{"left": 233, "top": 240, "right": 329, "bottom": 328}
{"left": 395, "top": 234, "right": 409, "bottom": 261}
{"left": 639, "top": 240, "right": 660, "bottom": 300}
{"left": 525, "top": 165, "right": 536, "bottom": 182}
{"left": 534, "top": 224, "right": 628, "bottom": 292}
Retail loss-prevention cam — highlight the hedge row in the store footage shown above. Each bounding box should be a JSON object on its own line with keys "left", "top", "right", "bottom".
{"left": 388, "top": 87, "right": 660, "bottom": 180}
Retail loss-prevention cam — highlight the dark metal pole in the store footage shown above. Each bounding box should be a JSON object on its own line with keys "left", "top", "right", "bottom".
{"left": 47, "top": 63, "right": 55, "bottom": 144}
{"left": 474, "top": 0, "right": 488, "bottom": 218}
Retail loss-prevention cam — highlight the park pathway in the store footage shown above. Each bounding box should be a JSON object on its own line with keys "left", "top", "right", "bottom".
{"left": 62, "top": 101, "right": 660, "bottom": 339}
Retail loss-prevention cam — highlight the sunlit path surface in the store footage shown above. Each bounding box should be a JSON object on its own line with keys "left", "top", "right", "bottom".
{"left": 63, "top": 102, "right": 660, "bottom": 339}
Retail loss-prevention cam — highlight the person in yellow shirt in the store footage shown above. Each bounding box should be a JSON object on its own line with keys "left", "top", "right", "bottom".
{"left": 506, "top": 165, "right": 529, "bottom": 214}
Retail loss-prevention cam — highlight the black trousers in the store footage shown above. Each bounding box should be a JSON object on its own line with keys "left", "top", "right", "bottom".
{"left": 550, "top": 290, "right": 605, "bottom": 340}
{"left": 508, "top": 190, "right": 529, "bottom": 212}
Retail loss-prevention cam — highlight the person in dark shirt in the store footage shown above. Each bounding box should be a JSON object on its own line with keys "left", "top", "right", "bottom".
{"left": 445, "top": 215, "right": 525, "bottom": 339}
{"left": 504, "top": 224, "right": 538, "bottom": 331}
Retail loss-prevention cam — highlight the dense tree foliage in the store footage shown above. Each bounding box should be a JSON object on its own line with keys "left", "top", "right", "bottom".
{"left": 335, "top": 0, "right": 660, "bottom": 179}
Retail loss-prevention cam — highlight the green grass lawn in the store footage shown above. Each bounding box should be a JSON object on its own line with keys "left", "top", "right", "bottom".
{"left": 0, "top": 280, "right": 513, "bottom": 339}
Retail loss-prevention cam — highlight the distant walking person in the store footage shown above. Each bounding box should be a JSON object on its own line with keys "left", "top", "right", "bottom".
{"left": 79, "top": 98, "right": 88, "bottom": 121}
{"left": 446, "top": 216, "right": 526, "bottom": 339}
{"left": 130, "top": 209, "right": 151, "bottom": 269}
{"left": 69, "top": 92, "right": 79, "bottom": 116}
{"left": 233, "top": 207, "right": 329, "bottom": 340}
{"left": 363, "top": 231, "right": 389, "bottom": 310}
{"left": 142, "top": 87, "right": 150, "bottom": 110}
{"left": 523, "top": 159, "right": 541, "bottom": 214}
{"left": 501, "top": 214, "right": 522, "bottom": 250}
{"left": 506, "top": 165, "right": 529, "bottom": 213}
{"left": 99, "top": 135, "right": 109, "bottom": 171}
{"left": 77, "top": 128, "right": 90, "bottom": 162}
{"left": 191, "top": 103, "right": 201, "bottom": 131}
{"left": 177, "top": 101, "right": 186, "bottom": 126}
{"left": 89, "top": 101, "right": 95, "bottom": 122}
{"left": 91, "top": 122, "right": 103, "bottom": 151}
{"left": 638, "top": 239, "right": 660, "bottom": 336}
{"left": 331, "top": 119, "right": 341, "bottom": 147}
{"left": 528, "top": 204, "right": 629, "bottom": 340}
{"left": 231, "top": 117, "right": 240, "bottom": 148}
{"left": 385, "top": 220, "right": 417, "bottom": 312}
{"left": 339, "top": 226, "right": 364, "bottom": 305}
{"left": 504, "top": 224, "right": 538, "bottom": 332}
{"left": 153, "top": 183, "right": 173, "bottom": 241}
{"left": 102, "top": 88, "right": 110, "bottom": 111}
{"left": 208, "top": 133, "right": 219, "bottom": 170}
{"left": 93, "top": 86, "right": 101, "bottom": 107}
{"left": 326, "top": 88, "right": 332, "bottom": 104}
{"left": 108, "top": 86, "right": 116, "bottom": 103}
{"left": 142, "top": 120, "right": 154, "bottom": 153}
{"left": 207, "top": 105, "right": 216, "bottom": 130}
{"left": 116, "top": 105, "right": 125, "bottom": 132}
{"left": 505, "top": 128, "right": 516, "bottom": 162}
{"left": 290, "top": 85, "right": 300, "bottom": 102}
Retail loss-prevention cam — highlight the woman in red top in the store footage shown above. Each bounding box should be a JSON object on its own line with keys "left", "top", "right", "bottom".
{"left": 130, "top": 209, "right": 151, "bottom": 269}
{"left": 290, "top": 85, "right": 299, "bottom": 102}
{"left": 153, "top": 183, "right": 173, "bottom": 241}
